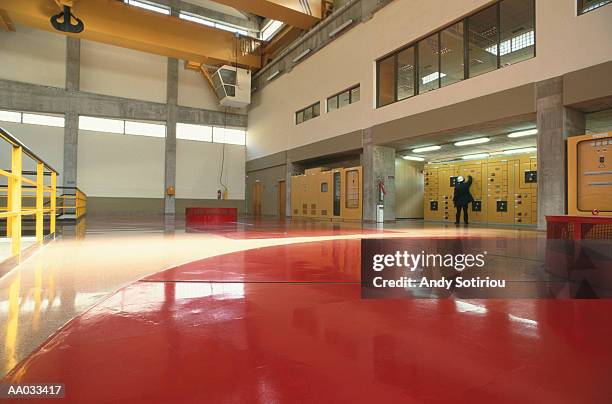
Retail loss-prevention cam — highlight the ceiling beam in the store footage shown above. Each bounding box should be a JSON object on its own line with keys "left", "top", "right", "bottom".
{"left": 209, "top": 0, "right": 321, "bottom": 29}
{"left": 0, "top": 0, "right": 261, "bottom": 68}
{"left": 262, "top": 25, "right": 302, "bottom": 64}
{"left": 0, "top": 9, "right": 15, "bottom": 31}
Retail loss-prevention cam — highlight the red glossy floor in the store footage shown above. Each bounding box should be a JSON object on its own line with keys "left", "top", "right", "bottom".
{"left": 3, "top": 219, "right": 612, "bottom": 403}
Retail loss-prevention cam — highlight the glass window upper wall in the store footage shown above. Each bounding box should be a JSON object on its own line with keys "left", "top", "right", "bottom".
{"left": 376, "top": 0, "right": 535, "bottom": 108}
{"left": 577, "top": 0, "right": 612, "bottom": 14}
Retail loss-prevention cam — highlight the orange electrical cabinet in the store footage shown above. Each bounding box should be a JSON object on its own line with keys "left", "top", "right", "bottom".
{"left": 568, "top": 132, "right": 612, "bottom": 217}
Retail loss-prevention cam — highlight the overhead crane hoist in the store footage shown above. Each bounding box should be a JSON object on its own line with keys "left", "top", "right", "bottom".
{"left": 50, "top": 1, "right": 83, "bottom": 33}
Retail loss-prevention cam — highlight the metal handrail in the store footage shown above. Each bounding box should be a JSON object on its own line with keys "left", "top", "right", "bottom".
{"left": 0, "top": 126, "right": 58, "bottom": 257}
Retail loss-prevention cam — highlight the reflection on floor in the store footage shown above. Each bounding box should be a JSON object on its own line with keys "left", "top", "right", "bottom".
{"left": 7, "top": 215, "right": 607, "bottom": 403}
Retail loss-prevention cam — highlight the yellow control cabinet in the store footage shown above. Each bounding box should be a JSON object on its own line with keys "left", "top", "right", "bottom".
{"left": 568, "top": 132, "right": 612, "bottom": 216}
{"left": 424, "top": 153, "right": 537, "bottom": 225}
{"left": 291, "top": 166, "right": 363, "bottom": 221}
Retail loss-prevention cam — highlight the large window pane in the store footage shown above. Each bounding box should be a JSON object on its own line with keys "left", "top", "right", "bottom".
{"left": 468, "top": 5, "right": 498, "bottom": 78}
{"left": 22, "top": 113, "right": 64, "bottom": 127}
{"left": 440, "top": 22, "right": 464, "bottom": 87}
{"left": 500, "top": 0, "right": 535, "bottom": 66}
{"left": 296, "top": 111, "right": 304, "bottom": 124}
{"left": 578, "top": 0, "right": 612, "bottom": 14}
{"left": 418, "top": 33, "right": 440, "bottom": 93}
{"left": 177, "top": 123, "right": 212, "bottom": 142}
{"left": 397, "top": 47, "right": 415, "bottom": 100}
{"left": 377, "top": 55, "right": 395, "bottom": 107}
{"left": 313, "top": 103, "right": 320, "bottom": 117}
{"left": 124, "top": 120, "right": 166, "bottom": 137}
{"left": 0, "top": 110, "right": 21, "bottom": 123}
{"left": 327, "top": 96, "right": 338, "bottom": 112}
{"left": 213, "top": 127, "right": 246, "bottom": 145}
{"left": 79, "top": 116, "right": 124, "bottom": 134}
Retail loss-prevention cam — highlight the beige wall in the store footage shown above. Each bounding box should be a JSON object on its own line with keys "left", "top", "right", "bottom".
{"left": 0, "top": 25, "right": 66, "bottom": 88}
{"left": 247, "top": 0, "right": 612, "bottom": 160}
{"left": 395, "top": 158, "right": 424, "bottom": 218}
{"left": 177, "top": 66, "right": 221, "bottom": 110}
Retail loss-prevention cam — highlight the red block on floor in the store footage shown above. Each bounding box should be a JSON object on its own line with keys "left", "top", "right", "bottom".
{"left": 185, "top": 207, "right": 237, "bottom": 224}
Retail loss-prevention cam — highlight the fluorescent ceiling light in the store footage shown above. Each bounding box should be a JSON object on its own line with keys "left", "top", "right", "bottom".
{"left": 502, "top": 147, "right": 537, "bottom": 155}
{"left": 328, "top": 19, "right": 353, "bottom": 37}
{"left": 266, "top": 70, "right": 281, "bottom": 81}
{"left": 507, "top": 128, "right": 537, "bottom": 138}
{"left": 421, "top": 72, "right": 446, "bottom": 84}
{"left": 462, "top": 153, "right": 490, "bottom": 160}
{"left": 454, "top": 137, "right": 490, "bottom": 146}
{"left": 125, "top": 0, "right": 170, "bottom": 15}
{"left": 412, "top": 145, "right": 441, "bottom": 153}
{"left": 402, "top": 155, "right": 425, "bottom": 161}
{"left": 292, "top": 48, "right": 311, "bottom": 63}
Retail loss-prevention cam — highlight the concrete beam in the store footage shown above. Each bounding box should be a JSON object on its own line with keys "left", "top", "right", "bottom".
{"left": 0, "top": 79, "right": 247, "bottom": 127}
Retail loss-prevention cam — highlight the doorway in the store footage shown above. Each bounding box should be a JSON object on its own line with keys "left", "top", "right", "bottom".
{"left": 278, "top": 180, "right": 286, "bottom": 217}
{"left": 253, "top": 181, "right": 263, "bottom": 216}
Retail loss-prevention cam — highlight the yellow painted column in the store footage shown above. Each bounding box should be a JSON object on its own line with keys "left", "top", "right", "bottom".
{"left": 50, "top": 172, "right": 56, "bottom": 235}
{"left": 10, "top": 145, "right": 22, "bottom": 256}
{"left": 36, "top": 162, "right": 44, "bottom": 242}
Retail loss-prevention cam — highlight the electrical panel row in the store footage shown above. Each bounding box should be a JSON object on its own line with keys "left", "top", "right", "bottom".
{"left": 291, "top": 166, "right": 363, "bottom": 221}
{"left": 423, "top": 154, "right": 538, "bottom": 225}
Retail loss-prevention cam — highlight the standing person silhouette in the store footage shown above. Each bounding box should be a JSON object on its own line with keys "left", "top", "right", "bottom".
{"left": 453, "top": 175, "right": 474, "bottom": 225}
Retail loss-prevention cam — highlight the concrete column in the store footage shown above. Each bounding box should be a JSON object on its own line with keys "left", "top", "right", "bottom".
{"left": 164, "top": 57, "right": 179, "bottom": 215}
{"left": 536, "top": 76, "right": 585, "bottom": 229}
{"left": 63, "top": 37, "right": 80, "bottom": 188}
{"left": 362, "top": 129, "right": 396, "bottom": 222}
{"left": 285, "top": 160, "right": 300, "bottom": 217}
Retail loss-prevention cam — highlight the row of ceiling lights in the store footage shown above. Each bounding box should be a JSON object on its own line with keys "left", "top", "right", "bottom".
{"left": 402, "top": 129, "right": 538, "bottom": 162}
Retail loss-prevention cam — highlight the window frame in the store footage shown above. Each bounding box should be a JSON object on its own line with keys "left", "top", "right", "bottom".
{"left": 295, "top": 102, "right": 321, "bottom": 125}
{"left": 375, "top": 0, "right": 536, "bottom": 108}
{"left": 577, "top": 0, "right": 612, "bottom": 14}
{"left": 326, "top": 84, "right": 360, "bottom": 113}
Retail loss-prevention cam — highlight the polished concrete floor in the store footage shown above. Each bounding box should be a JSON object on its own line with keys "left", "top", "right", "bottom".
{"left": 2, "top": 215, "right": 610, "bottom": 402}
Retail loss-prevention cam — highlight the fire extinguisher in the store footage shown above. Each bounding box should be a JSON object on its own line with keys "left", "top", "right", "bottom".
{"left": 217, "top": 189, "right": 222, "bottom": 200}
{"left": 378, "top": 178, "right": 386, "bottom": 203}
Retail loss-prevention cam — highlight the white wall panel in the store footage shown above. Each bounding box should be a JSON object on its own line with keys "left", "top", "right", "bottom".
{"left": 176, "top": 140, "right": 245, "bottom": 199}
{"left": 0, "top": 26, "right": 66, "bottom": 88}
{"left": 80, "top": 40, "right": 167, "bottom": 103}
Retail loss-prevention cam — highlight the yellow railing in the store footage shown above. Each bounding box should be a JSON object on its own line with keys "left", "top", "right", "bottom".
{"left": 58, "top": 187, "right": 87, "bottom": 219}
{"left": 0, "top": 127, "right": 57, "bottom": 257}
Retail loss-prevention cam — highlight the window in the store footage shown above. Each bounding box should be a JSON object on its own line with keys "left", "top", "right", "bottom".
{"left": 0, "top": 110, "right": 22, "bottom": 123}
{"left": 397, "top": 47, "right": 415, "bottom": 100}
{"left": 124, "top": 121, "right": 166, "bottom": 137}
{"left": 124, "top": 0, "right": 170, "bottom": 15}
{"left": 440, "top": 22, "right": 464, "bottom": 86}
{"left": 295, "top": 102, "right": 320, "bottom": 124}
{"left": 213, "top": 127, "right": 246, "bottom": 145}
{"left": 375, "top": 0, "right": 535, "bottom": 108}
{"left": 327, "top": 85, "right": 360, "bottom": 112}
{"left": 377, "top": 55, "right": 395, "bottom": 107}
{"left": 177, "top": 123, "right": 212, "bottom": 142}
{"left": 578, "top": 0, "right": 611, "bottom": 14}
{"left": 22, "top": 113, "right": 65, "bottom": 127}
{"left": 261, "top": 20, "right": 284, "bottom": 41}
{"left": 179, "top": 12, "right": 250, "bottom": 37}
{"left": 79, "top": 116, "right": 124, "bottom": 134}
{"left": 499, "top": 0, "right": 535, "bottom": 66}
{"left": 468, "top": 5, "right": 499, "bottom": 78}
{"left": 418, "top": 33, "right": 440, "bottom": 93}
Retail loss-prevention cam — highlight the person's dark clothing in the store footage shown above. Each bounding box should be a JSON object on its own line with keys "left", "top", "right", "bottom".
{"left": 456, "top": 204, "right": 468, "bottom": 224}
{"left": 453, "top": 176, "right": 474, "bottom": 224}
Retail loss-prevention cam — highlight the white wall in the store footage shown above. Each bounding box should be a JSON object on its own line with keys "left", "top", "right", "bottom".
{"left": 176, "top": 140, "right": 245, "bottom": 199}
{"left": 0, "top": 121, "right": 64, "bottom": 177}
{"left": 80, "top": 40, "right": 167, "bottom": 103}
{"left": 178, "top": 66, "right": 222, "bottom": 110}
{"left": 77, "top": 131, "right": 165, "bottom": 198}
{"left": 0, "top": 25, "right": 66, "bottom": 88}
{"left": 247, "top": 0, "right": 612, "bottom": 160}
